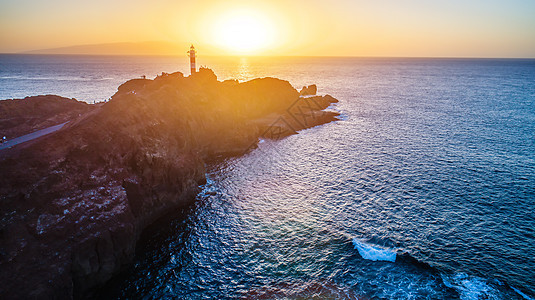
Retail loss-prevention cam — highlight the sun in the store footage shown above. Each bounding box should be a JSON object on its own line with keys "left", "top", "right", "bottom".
{"left": 212, "top": 9, "right": 275, "bottom": 54}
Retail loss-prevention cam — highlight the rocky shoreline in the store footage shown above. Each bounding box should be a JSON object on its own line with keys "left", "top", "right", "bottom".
{"left": 0, "top": 68, "right": 339, "bottom": 298}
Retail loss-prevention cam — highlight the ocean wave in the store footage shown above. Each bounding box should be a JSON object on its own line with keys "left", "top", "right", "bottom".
{"left": 441, "top": 273, "right": 501, "bottom": 300}
{"left": 352, "top": 238, "right": 396, "bottom": 262}
{"left": 349, "top": 239, "right": 534, "bottom": 298}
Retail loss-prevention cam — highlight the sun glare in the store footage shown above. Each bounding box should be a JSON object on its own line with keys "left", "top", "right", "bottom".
{"left": 212, "top": 9, "right": 275, "bottom": 54}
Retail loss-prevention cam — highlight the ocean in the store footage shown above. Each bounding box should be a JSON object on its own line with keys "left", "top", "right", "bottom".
{"left": 1, "top": 55, "right": 534, "bottom": 299}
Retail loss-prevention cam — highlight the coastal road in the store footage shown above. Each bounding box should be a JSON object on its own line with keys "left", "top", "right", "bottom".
{"left": 0, "top": 122, "right": 68, "bottom": 151}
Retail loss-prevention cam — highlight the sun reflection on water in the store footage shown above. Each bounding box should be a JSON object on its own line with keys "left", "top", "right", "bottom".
{"left": 237, "top": 57, "right": 252, "bottom": 82}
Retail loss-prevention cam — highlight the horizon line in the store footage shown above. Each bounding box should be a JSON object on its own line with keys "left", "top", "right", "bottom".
{"left": 1, "top": 52, "right": 534, "bottom": 60}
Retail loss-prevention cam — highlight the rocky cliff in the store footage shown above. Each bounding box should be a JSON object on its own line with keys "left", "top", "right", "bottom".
{"left": 0, "top": 95, "right": 95, "bottom": 139}
{"left": 0, "top": 68, "right": 339, "bottom": 298}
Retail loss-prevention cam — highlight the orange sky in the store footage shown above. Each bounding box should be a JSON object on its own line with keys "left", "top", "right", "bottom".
{"left": 1, "top": 0, "right": 534, "bottom": 57}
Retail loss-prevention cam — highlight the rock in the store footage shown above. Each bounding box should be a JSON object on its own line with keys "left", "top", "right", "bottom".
{"left": 191, "top": 67, "right": 217, "bottom": 82}
{"left": 0, "top": 95, "right": 94, "bottom": 139}
{"left": 117, "top": 78, "right": 151, "bottom": 94}
{"left": 299, "top": 84, "right": 317, "bottom": 96}
{"left": 0, "top": 69, "right": 339, "bottom": 299}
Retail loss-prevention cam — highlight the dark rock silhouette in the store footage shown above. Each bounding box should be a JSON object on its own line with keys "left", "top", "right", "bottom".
{"left": 0, "top": 68, "right": 339, "bottom": 298}
{"left": 299, "top": 84, "right": 317, "bottom": 96}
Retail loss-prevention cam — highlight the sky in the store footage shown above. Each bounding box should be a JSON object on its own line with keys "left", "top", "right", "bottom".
{"left": 0, "top": 0, "right": 534, "bottom": 57}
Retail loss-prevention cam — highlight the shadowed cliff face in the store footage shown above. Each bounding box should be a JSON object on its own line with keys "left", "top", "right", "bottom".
{"left": 0, "top": 68, "right": 339, "bottom": 298}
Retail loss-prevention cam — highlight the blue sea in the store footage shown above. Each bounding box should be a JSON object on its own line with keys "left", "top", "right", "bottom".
{"left": 1, "top": 55, "right": 534, "bottom": 299}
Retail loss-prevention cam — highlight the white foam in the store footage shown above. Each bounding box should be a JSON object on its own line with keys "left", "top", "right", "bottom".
{"left": 352, "top": 238, "right": 396, "bottom": 262}
{"left": 441, "top": 273, "right": 500, "bottom": 300}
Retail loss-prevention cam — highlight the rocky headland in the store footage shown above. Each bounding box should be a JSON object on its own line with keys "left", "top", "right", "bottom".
{"left": 0, "top": 68, "right": 339, "bottom": 298}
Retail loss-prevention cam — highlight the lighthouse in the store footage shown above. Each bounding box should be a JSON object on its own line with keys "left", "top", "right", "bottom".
{"left": 188, "top": 45, "right": 196, "bottom": 75}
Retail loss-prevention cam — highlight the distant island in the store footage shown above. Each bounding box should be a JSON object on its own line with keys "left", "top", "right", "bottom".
{"left": 0, "top": 68, "right": 339, "bottom": 298}
{"left": 21, "top": 41, "right": 220, "bottom": 56}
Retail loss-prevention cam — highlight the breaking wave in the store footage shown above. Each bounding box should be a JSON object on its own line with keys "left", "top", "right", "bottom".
{"left": 352, "top": 238, "right": 396, "bottom": 262}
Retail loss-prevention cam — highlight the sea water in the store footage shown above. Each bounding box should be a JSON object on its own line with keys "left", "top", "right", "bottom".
{"left": 1, "top": 55, "right": 534, "bottom": 299}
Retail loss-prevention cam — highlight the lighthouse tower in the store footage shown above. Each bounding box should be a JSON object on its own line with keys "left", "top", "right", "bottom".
{"left": 188, "top": 45, "right": 196, "bottom": 75}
